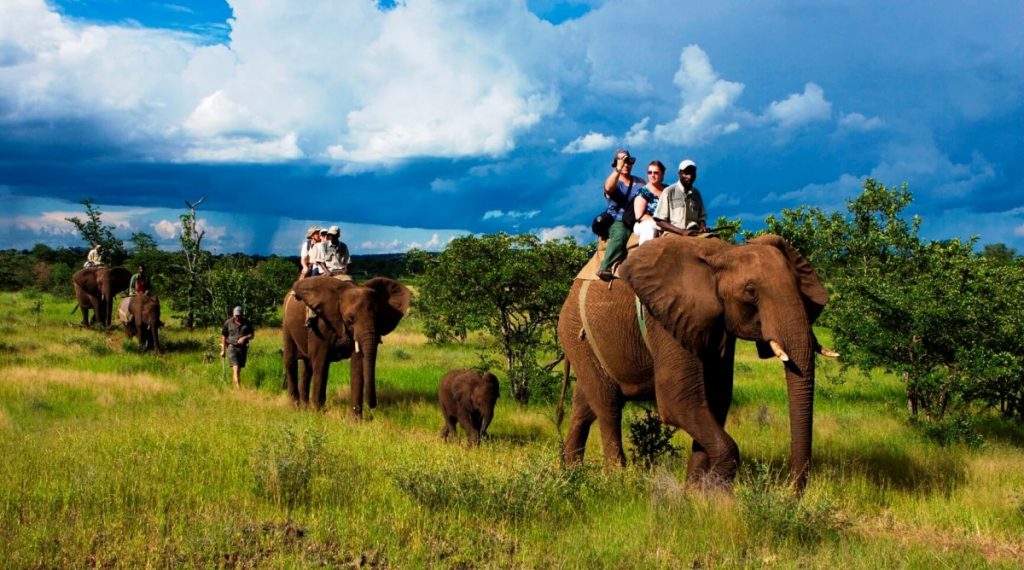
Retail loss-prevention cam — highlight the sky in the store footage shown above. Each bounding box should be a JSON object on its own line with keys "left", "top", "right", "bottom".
{"left": 1, "top": 0, "right": 1022, "bottom": 255}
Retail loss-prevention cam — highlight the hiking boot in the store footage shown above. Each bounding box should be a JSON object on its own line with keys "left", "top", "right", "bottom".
{"left": 597, "top": 268, "right": 616, "bottom": 282}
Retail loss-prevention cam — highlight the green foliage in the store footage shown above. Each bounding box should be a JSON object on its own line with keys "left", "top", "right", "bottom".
{"left": 0, "top": 250, "right": 36, "bottom": 291}
{"left": 761, "top": 179, "right": 1024, "bottom": 423}
{"left": 627, "top": 407, "right": 679, "bottom": 468}
{"left": 737, "top": 462, "right": 848, "bottom": 546}
{"left": 418, "top": 233, "right": 588, "bottom": 403}
{"left": 196, "top": 257, "right": 283, "bottom": 327}
{"left": 709, "top": 215, "right": 744, "bottom": 244}
{"left": 176, "top": 199, "right": 213, "bottom": 329}
{"left": 63, "top": 198, "right": 127, "bottom": 265}
{"left": 918, "top": 415, "right": 985, "bottom": 448}
{"left": 389, "top": 456, "right": 588, "bottom": 524}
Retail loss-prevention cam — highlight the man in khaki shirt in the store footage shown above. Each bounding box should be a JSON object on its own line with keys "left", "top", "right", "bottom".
{"left": 654, "top": 159, "right": 708, "bottom": 237}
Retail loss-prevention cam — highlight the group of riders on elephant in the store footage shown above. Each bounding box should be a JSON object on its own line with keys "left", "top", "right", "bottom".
{"left": 70, "top": 232, "right": 831, "bottom": 491}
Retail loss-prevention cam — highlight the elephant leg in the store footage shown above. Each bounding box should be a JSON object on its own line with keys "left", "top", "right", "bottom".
{"left": 654, "top": 350, "right": 738, "bottom": 488}
{"left": 309, "top": 356, "right": 331, "bottom": 410}
{"left": 283, "top": 340, "right": 300, "bottom": 403}
{"left": 440, "top": 413, "right": 457, "bottom": 440}
{"left": 299, "top": 359, "right": 313, "bottom": 406}
{"left": 457, "top": 407, "right": 480, "bottom": 446}
{"left": 349, "top": 351, "right": 365, "bottom": 418}
{"left": 688, "top": 340, "right": 738, "bottom": 481}
{"left": 563, "top": 380, "right": 597, "bottom": 466}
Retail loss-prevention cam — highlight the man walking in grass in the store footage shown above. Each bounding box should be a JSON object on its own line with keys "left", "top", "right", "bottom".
{"left": 220, "top": 306, "right": 254, "bottom": 389}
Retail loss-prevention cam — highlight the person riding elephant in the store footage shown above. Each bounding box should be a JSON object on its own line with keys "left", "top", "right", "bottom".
{"left": 282, "top": 276, "right": 411, "bottom": 417}
{"left": 118, "top": 293, "right": 162, "bottom": 353}
{"left": 557, "top": 234, "right": 834, "bottom": 493}
{"left": 438, "top": 369, "right": 500, "bottom": 446}
{"left": 73, "top": 266, "right": 132, "bottom": 327}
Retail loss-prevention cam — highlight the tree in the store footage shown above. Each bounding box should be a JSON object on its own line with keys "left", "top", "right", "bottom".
{"left": 981, "top": 243, "right": 1017, "bottom": 264}
{"left": 764, "top": 179, "right": 1024, "bottom": 425}
{"left": 64, "top": 198, "right": 127, "bottom": 265}
{"left": 418, "top": 233, "right": 589, "bottom": 403}
{"left": 176, "top": 198, "right": 212, "bottom": 330}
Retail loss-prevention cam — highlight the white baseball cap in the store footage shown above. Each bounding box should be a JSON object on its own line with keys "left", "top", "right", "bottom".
{"left": 327, "top": 225, "right": 340, "bottom": 235}
{"left": 678, "top": 159, "right": 698, "bottom": 171}
{"left": 232, "top": 306, "right": 243, "bottom": 316}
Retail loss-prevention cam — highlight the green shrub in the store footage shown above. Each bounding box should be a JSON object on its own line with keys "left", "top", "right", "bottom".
{"left": 918, "top": 415, "right": 985, "bottom": 449}
{"left": 737, "top": 461, "right": 848, "bottom": 546}
{"left": 627, "top": 407, "right": 679, "bottom": 469}
{"left": 389, "top": 456, "right": 588, "bottom": 523}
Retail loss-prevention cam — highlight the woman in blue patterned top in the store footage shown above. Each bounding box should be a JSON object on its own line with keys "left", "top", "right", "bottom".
{"left": 633, "top": 160, "right": 667, "bottom": 244}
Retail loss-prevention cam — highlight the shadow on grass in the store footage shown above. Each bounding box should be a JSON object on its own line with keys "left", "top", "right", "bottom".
{"left": 373, "top": 387, "right": 436, "bottom": 407}
{"left": 972, "top": 416, "right": 1024, "bottom": 447}
{"left": 816, "top": 446, "right": 968, "bottom": 494}
{"left": 160, "top": 338, "right": 208, "bottom": 353}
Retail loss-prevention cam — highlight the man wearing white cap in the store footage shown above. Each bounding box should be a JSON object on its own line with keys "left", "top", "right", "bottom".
{"left": 314, "top": 225, "right": 350, "bottom": 277}
{"left": 653, "top": 159, "right": 708, "bottom": 237}
{"left": 220, "top": 306, "right": 255, "bottom": 388}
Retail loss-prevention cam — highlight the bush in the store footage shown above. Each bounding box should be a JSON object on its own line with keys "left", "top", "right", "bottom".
{"left": 627, "top": 407, "right": 679, "bottom": 468}
{"left": 737, "top": 461, "right": 848, "bottom": 546}
{"left": 389, "top": 456, "right": 588, "bottom": 524}
{"left": 918, "top": 415, "right": 985, "bottom": 449}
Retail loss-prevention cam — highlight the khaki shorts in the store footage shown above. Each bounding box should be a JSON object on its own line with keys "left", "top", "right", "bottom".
{"left": 227, "top": 345, "right": 248, "bottom": 368}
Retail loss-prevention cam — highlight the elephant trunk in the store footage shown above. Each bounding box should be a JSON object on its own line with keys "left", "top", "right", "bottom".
{"left": 360, "top": 332, "right": 379, "bottom": 409}
{"left": 781, "top": 331, "right": 815, "bottom": 494}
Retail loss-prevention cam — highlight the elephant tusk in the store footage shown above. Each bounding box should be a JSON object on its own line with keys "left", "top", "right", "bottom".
{"left": 769, "top": 340, "right": 790, "bottom": 362}
{"left": 355, "top": 340, "right": 361, "bottom": 353}
{"left": 816, "top": 345, "right": 840, "bottom": 358}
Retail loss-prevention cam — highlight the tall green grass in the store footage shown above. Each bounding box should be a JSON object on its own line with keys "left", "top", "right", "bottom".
{"left": 1, "top": 291, "right": 1022, "bottom": 568}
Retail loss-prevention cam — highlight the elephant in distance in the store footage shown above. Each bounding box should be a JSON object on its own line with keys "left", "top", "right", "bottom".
{"left": 558, "top": 235, "right": 831, "bottom": 492}
{"left": 73, "top": 266, "right": 131, "bottom": 328}
{"left": 118, "top": 293, "right": 162, "bottom": 353}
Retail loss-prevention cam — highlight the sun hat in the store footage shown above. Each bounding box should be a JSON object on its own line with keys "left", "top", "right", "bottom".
{"left": 306, "top": 225, "right": 320, "bottom": 238}
{"left": 678, "top": 159, "right": 698, "bottom": 172}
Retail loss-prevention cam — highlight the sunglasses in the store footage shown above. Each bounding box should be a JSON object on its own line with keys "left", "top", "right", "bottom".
{"left": 647, "top": 170, "right": 663, "bottom": 175}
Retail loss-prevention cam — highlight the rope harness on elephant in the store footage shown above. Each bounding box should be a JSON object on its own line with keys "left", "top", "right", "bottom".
{"left": 577, "top": 280, "right": 654, "bottom": 383}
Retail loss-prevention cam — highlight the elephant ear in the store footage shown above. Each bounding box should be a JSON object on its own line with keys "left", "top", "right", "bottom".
{"left": 363, "top": 277, "right": 411, "bottom": 336}
{"left": 291, "top": 277, "right": 353, "bottom": 323}
{"left": 747, "top": 234, "right": 829, "bottom": 323}
{"left": 619, "top": 236, "right": 726, "bottom": 352}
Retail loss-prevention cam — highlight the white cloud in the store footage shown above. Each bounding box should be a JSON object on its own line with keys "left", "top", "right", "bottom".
{"left": 150, "top": 217, "right": 225, "bottom": 241}
{"left": 536, "top": 224, "right": 589, "bottom": 242}
{"left": 764, "top": 82, "right": 832, "bottom": 130}
{"left": 562, "top": 131, "right": 617, "bottom": 154}
{"left": 838, "top": 112, "right": 884, "bottom": 132}
{"left": 154, "top": 219, "right": 177, "bottom": 239}
{"left": 653, "top": 45, "right": 745, "bottom": 145}
{"left": 483, "top": 210, "right": 541, "bottom": 220}
{"left": 1, "top": 0, "right": 559, "bottom": 167}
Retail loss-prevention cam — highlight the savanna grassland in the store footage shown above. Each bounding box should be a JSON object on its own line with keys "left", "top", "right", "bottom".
{"left": 1, "top": 290, "right": 1022, "bottom": 569}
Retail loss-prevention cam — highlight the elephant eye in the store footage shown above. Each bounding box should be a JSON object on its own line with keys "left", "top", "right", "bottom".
{"left": 743, "top": 283, "right": 758, "bottom": 302}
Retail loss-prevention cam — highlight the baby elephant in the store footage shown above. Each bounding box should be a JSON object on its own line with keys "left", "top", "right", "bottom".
{"left": 438, "top": 369, "right": 500, "bottom": 446}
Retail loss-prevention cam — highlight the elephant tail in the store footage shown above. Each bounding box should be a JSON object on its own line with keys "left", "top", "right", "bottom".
{"left": 70, "top": 304, "right": 80, "bottom": 316}
{"left": 556, "top": 357, "right": 571, "bottom": 433}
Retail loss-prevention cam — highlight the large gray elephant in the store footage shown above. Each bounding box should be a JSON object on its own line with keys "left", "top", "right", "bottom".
{"left": 558, "top": 234, "right": 831, "bottom": 492}
{"left": 73, "top": 267, "right": 132, "bottom": 327}
{"left": 282, "top": 276, "right": 411, "bottom": 417}
{"left": 118, "top": 293, "right": 162, "bottom": 353}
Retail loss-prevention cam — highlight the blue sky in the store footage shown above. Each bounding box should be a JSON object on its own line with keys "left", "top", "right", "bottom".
{"left": 1, "top": 0, "right": 1021, "bottom": 255}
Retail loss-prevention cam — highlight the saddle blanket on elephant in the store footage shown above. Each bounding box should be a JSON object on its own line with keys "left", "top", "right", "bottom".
{"left": 576, "top": 233, "right": 641, "bottom": 280}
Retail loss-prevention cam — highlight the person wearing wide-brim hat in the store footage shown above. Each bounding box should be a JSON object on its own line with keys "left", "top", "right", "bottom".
{"left": 300, "top": 225, "right": 322, "bottom": 278}
{"left": 653, "top": 158, "right": 708, "bottom": 237}
{"left": 85, "top": 243, "right": 105, "bottom": 268}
